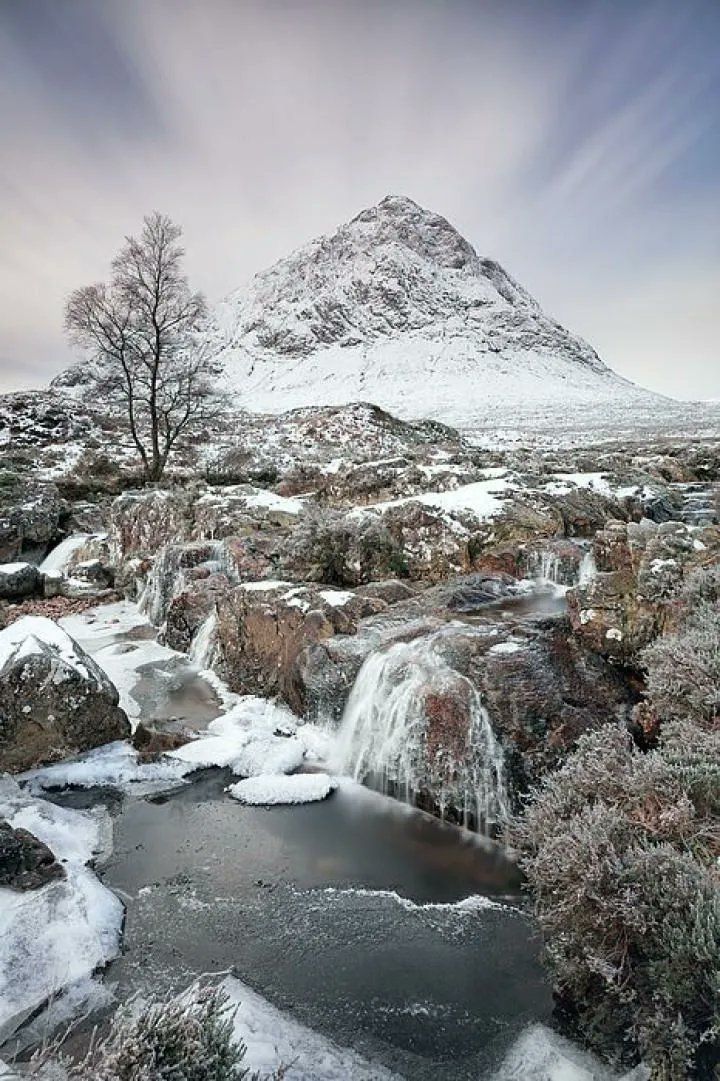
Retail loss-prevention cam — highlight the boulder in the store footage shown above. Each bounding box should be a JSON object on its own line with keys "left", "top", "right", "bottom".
{"left": 0, "top": 482, "right": 66, "bottom": 563}
{"left": 0, "top": 820, "right": 65, "bottom": 890}
{"left": 215, "top": 582, "right": 387, "bottom": 712}
{"left": 109, "top": 489, "right": 193, "bottom": 562}
{"left": 567, "top": 519, "right": 720, "bottom": 662}
{"left": 0, "top": 562, "right": 42, "bottom": 600}
{"left": 0, "top": 616, "right": 130, "bottom": 772}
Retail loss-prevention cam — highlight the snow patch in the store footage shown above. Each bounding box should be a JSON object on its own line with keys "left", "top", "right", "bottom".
{"left": 228, "top": 773, "right": 338, "bottom": 805}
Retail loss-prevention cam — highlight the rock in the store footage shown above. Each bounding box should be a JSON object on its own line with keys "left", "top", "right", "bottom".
{"left": 132, "top": 722, "right": 193, "bottom": 759}
{"left": 0, "top": 820, "right": 65, "bottom": 890}
{"left": 0, "top": 482, "right": 66, "bottom": 563}
{"left": 0, "top": 562, "right": 42, "bottom": 600}
{"left": 215, "top": 582, "right": 387, "bottom": 712}
{"left": 110, "top": 488, "right": 194, "bottom": 561}
{"left": 567, "top": 519, "right": 720, "bottom": 661}
{"left": 0, "top": 616, "right": 130, "bottom": 773}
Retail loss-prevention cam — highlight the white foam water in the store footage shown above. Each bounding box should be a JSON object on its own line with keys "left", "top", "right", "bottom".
{"left": 332, "top": 628, "right": 508, "bottom": 833}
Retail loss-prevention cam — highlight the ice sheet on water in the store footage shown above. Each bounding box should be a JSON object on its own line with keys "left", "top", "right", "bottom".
{"left": 221, "top": 976, "right": 399, "bottom": 1079}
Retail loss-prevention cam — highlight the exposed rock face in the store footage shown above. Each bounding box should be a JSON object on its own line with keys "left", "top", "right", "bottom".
{"left": 0, "top": 482, "right": 65, "bottom": 563}
{"left": 567, "top": 519, "right": 720, "bottom": 661}
{"left": 0, "top": 616, "right": 130, "bottom": 773}
{"left": 0, "top": 820, "right": 65, "bottom": 890}
{"left": 215, "top": 582, "right": 387, "bottom": 713}
{"left": 0, "top": 563, "right": 43, "bottom": 600}
{"left": 110, "top": 490, "right": 193, "bottom": 562}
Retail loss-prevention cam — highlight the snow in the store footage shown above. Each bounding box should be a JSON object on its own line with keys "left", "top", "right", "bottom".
{"left": 240, "top": 579, "right": 292, "bottom": 592}
{"left": 21, "top": 741, "right": 188, "bottom": 794}
{"left": 207, "top": 195, "right": 664, "bottom": 434}
{"left": 22, "top": 696, "right": 318, "bottom": 795}
{"left": 364, "top": 475, "right": 514, "bottom": 521}
{"left": 491, "top": 1023, "right": 649, "bottom": 1081}
{"left": 0, "top": 779, "right": 123, "bottom": 1043}
{"left": 237, "top": 487, "right": 304, "bottom": 516}
{"left": 39, "top": 534, "right": 102, "bottom": 575}
{"left": 221, "top": 976, "right": 399, "bottom": 1080}
{"left": 228, "top": 773, "right": 338, "bottom": 805}
{"left": 0, "top": 616, "right": 96, "bottom": 681}
{"left": 488, "top": 641, "right": 524, "bottom": 655}
{"left": 318, "top": 588, "right": 355, "bottom": 607}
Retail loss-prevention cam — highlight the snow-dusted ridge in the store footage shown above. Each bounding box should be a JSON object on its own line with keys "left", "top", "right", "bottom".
{"left": 205, "top": 195, "right": 662, "bottom": 429}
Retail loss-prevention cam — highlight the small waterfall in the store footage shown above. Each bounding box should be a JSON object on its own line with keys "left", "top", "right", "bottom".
{"left": 333, "top": 631, "right": 508, "bottom": 834}
{"left": 578, "top": 548, "right": 597, "bottom": 585}
{"left": 189, "top": 610, "right": 218, "bottom": 670}
{"left": 533, "top": 549, "right": 561, "bottom": 585}
{"left": 139, "top": 540, "right": 233, "bottom": 627}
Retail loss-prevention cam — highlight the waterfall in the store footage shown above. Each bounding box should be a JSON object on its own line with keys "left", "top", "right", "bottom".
{"left": 333, "top": 630, "right": 508, "bottom": 833}
{"left": 189, "top": 610, "right": 218, "bottom": 670}
{"left": 578, "top": 548, "right": 597, "bottom": 585}
{"left": 139, "top": 540, "right": 234, "bottom": 627}
{"left": 525, "top": 547, "right": 562, "bottom": 585}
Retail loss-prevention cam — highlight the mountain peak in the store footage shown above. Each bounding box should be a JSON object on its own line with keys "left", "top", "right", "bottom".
{"left": 349, "top": 194, "right": 477, "bottom": 270}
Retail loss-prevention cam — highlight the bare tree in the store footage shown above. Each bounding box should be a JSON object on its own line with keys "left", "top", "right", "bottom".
{"left": 65, "top": 213, "right": 221, "bottom": 482}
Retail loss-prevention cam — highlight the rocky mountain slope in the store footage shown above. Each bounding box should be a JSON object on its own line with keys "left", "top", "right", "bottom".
{"left": 205, "top": 195, "right": 663, "bottom": 430}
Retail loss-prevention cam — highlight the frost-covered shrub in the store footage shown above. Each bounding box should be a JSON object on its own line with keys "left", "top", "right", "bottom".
{"left": 641, "top": 564, "right": 720, "bottom": 728}
{"left": 515, "top": 724, "right": 720, "bottom": 1078}
{"left": 34, "top": 985, "right": 283, "bottom": 1081}
{"left": 281, "top": 506, "right": 408, "bottom": 586}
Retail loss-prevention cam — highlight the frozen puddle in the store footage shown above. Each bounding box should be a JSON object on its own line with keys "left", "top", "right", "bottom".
{"left": 46, "top": 771, "right": 550, "bottom": 1081}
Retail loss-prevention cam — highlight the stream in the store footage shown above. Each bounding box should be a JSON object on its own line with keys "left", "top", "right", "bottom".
{"left": 16, "top": 587, "right": 570, "bottom": 1078}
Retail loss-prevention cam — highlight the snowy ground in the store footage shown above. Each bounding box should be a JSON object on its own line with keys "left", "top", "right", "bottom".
{"left": 0, "top": 779, "right": 122, "bottom": 1045}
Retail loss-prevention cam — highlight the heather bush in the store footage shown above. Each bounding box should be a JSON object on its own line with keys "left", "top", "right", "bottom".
{"left": 515, "top": 721, "right": 720, "bottom": 1078}
{"left": 281, "top": 506, "right": 408, "bottom": 586}
{"left": 29, "top": 986, "right": 284, "bottom": 1081}
{"left": 641, "top": 565, "right": 720, "bottom": 728}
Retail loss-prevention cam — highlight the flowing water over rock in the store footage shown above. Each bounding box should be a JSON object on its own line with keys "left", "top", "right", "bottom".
{"left": 333, "top": 628, "right": 508, "bottom": 831}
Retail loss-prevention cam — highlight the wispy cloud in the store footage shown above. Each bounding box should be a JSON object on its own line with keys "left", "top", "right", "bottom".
{"left": 0, "top": 0, "right": 717, "bottom": 397}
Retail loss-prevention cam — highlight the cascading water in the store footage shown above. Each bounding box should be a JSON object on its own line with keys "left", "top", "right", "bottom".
{"left": 332, "top": 629, "right": 508, "bottom": 834}
{"left": 578, "top": 547, "right": 597, "bottom": 585}
{"left": 189, "top": 610, "right": 218, "bottom": 670}
{"left": 139, "top": 540, "right": 235, "bottom": 626}
{"left": 531, "top": 549, "right": 562, "bottom": 585}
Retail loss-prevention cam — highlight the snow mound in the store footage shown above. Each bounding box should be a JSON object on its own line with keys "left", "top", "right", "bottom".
{"left": 0, "top": 779, "right": 123, "bottom": 1043}
{"left": 228, "top": 773, "right": 338, "bottom": 805}
{"left": 0, "top": 615, "right": 102, "bottom": 682}
{"left": 491, "top": 1024, "right": 649, "bottom": 1081}
{"left": 222, "top": 975, "right": 399, "bottom": 1079}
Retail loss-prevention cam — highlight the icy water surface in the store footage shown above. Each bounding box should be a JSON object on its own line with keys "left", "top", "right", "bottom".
{"left": 55, "top": 774, "right": 551, "bottom": 1080}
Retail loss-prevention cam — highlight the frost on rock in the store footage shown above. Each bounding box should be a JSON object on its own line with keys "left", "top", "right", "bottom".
{"left": 228, "top": 773, "right": 337, "bottom": 805}
{"left": 0, "top": 778, "right": 122, "bottom": 1043}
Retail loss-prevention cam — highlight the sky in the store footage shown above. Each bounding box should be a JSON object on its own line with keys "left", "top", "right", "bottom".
{"left": 0, "top": 0, "right": 718, "bottom": 399}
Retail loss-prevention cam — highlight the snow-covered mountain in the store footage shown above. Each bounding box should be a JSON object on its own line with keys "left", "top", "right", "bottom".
{"left": 207, "top": 195, "right": 663, "bottom": 430}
